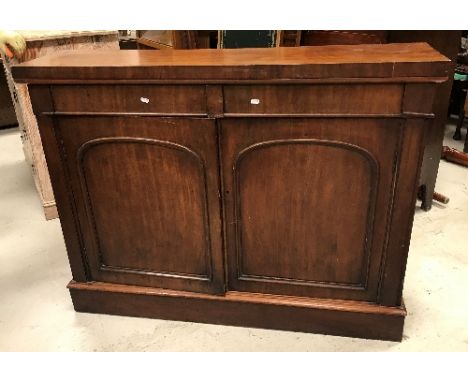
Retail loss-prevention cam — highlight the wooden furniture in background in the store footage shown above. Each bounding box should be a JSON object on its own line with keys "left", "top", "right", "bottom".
{"left": 279, "top": 30, "right": 387, "bottom": 46}
{"left": 136, "top": 31, "right": 213, "bottom": 50}
{"left": 1, "top": 30, "right": 119, "bottom": 219}
{"left": 12, "top": 43, "right": 449, "bottom": 341}
{"left": 172, "top": 30, "right": 210, "bottom": 49}
{"left": 136, "top": 30, "right": 278, "bottom": 51}
{"left": 442, "top": 145, "right": 468, "bottom": 166}
{"left": 277, "top": 30, "right": 302, "bottom": 47}
{"left": 453, "top": 80, "right": 468, "bottom": 152}
{"left": 136, "top": 30, "right": 173, "bottom": 50}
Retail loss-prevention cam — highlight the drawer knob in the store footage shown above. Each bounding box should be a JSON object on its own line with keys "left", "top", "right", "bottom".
{"left": 140, "top": 97, "right": 150, "bottom": 104}
{"left": 250, "top": 98, "right": 260, "bottom": 105}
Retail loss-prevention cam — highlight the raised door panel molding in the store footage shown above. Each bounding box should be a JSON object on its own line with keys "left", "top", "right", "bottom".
{"left": 233, "top": 139, "right": 379, "bottom": 289}
{"left": 53, "top": 116, "right": 224, "bottom": 294}
{"left": 77, "top": 137, "right": 213, "bottom": 280}
{"left": 221, "top": 118, "right": 402, "bottom": 301}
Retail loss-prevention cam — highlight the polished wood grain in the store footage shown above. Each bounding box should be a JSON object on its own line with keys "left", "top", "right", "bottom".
{"left": 69, "top": 281, "right": 406, "bottom": 341}
{"left": 51, "top": 85, "right": 206, "bottom": 114}
{"left": 11, "top": 43, "right": 449, "bottom": 83}
{"left": 224, "top": 84, "right": 403, "bottom": 115}
{"left": 236, "top": 141, "right": 374, "bottom": 285}
{"left": 205, "top": 85, "right": 223, "bottom": 117}
{"left": 14, "top": 43, "right": 448, "bottom": 340}
{"left": 221, "top": 118, "right": 401, "bottom": 300}
{"left": 53, "top": 116, "right": 225, "bottom": 294}
{"left": 402, "top": 83, "right": 438, "bottom": 114}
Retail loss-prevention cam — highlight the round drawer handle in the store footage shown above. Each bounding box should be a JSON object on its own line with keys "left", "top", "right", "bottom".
{"left": 140, "top": 97, "right": 150, "bottom": 104}
{"left": 250, "top": 98, "right": 260, "bottom": 105}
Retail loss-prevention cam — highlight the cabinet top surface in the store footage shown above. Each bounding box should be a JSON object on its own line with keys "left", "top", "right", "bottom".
{"left": 12, "top": 42, "right": 450, "bottom": 83}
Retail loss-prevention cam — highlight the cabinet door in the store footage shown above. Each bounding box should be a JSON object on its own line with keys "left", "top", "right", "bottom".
{"left": 54, "top": 116, "right": 224, "bottom": 294}
{"left": 221, "top": 118, "right": 402, "bottom": 301}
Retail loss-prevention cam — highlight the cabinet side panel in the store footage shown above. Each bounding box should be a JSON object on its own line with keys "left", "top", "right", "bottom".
{"left": 378, "top": 118, "right": 427, "bottom": 306}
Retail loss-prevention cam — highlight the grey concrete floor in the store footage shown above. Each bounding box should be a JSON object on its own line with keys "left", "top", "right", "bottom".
{"left": 0, "top": 123, "right": 467, "bottom": 351}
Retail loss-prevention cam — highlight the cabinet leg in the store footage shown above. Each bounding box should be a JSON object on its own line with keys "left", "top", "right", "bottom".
{"left": 464, "top": 127, "right": 468, "bottom": 153}
{"left": 418, "top": 185, "right": 432, "bottom": 211}
{"left": 418, "top": 186, "right": 449, "bottom": 209}
{"left": 453, "top": 110, "right": 465, "bottom": 141}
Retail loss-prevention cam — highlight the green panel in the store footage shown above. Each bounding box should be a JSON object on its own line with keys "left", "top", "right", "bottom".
{"left": 221, "top": 30, "right": 276, "bottom": 48}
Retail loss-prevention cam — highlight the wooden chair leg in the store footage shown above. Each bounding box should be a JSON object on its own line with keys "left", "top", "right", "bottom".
{"left": 433, "top": 191, "right": 450, "bottom": 204}
{"left": 453, "top": 109, "right": 464, "bottom": 140}
{"left": 442, "top": 145, "right": 468, "bottom": 167}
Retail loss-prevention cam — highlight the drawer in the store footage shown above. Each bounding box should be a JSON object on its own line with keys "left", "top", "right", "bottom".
{"left": 223, "top": 84, "right": 403, "bottom": 115}
{"left": 51, "top": 85, "right": 207, "bottom": 114}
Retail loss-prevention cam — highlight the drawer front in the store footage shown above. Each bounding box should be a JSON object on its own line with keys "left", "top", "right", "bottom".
{"left": 224, "top": 84, "right": 403, "bottom": 115}
{"left": 51, "top": 85, "right": 207, "bottom": 114}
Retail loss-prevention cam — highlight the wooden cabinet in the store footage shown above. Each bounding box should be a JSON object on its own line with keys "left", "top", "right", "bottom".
{"left": 12, "top": 43, "right": 450, "bottom": 341}
{"left": 52, "top": 116, "right": 224, "bottom": 294}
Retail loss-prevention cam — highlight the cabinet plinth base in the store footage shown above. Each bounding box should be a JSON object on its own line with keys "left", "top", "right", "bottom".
{"left": 68, "top": 281, "right": 406, "bottom": 341}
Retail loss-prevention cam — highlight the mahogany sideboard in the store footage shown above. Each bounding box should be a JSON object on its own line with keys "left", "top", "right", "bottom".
{"left": 12, "top": 43, "right": 450, "bottom": 341}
